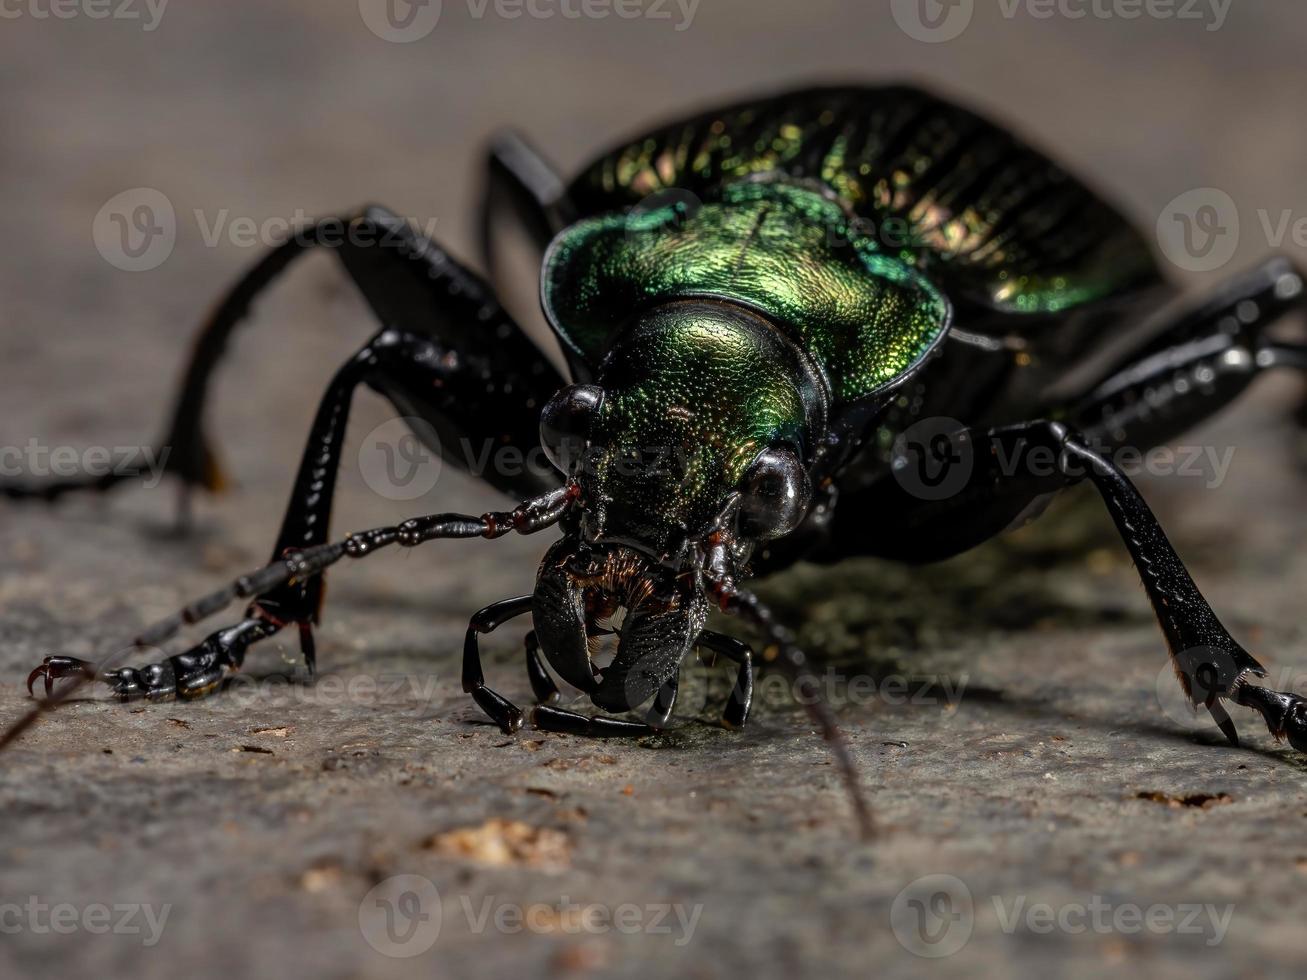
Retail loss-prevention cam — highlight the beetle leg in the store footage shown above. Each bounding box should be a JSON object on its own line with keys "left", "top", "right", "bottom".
{"left": 479, "top": 128, "right": 573, "bottom": 288}
{"left": 832, "top": 417, "right": 1293, "bottom": 752}
{"left": 1231, "top": 681, "right": 1307, "bottom": 753}
{"left": 523, "top": 630, "right": 560, "bottom": 705}
{"left": 529, "top": 705, "right": 657, "bottom": 738}
{"left": 504, "top": 628, "right": 681, "bottom": 735}
{"left": 6, "top": 488, "right": 573, "bottom": 748}
{"left": 2, "top": 205, "right": 567, "bottom": 529}
{"left": 463, "top": 596, "right": 534, "bottom": 734}
{"left": 696, "top": 630, "right": 754, "bottom": 729}
{"left": 1067, "top": 256, "right": 1306, "bottom": 450}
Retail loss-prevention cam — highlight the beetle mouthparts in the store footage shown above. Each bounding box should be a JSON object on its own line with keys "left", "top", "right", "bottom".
{"left": 532, "top": 538, "right": 708, "bottom": 712}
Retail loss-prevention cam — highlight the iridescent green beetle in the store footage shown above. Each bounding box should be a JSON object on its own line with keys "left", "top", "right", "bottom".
{"left": 11, "top": 86, "right": 1307, "bottom": 832}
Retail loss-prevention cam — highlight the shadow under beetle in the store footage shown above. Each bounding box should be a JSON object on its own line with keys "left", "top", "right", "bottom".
{"left": 8, "top": 85, "right": 1307, "bottom": 834}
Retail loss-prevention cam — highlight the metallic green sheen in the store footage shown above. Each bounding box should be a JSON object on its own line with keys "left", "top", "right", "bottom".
{"left": 566, "top": 86, "right": 1160, "bottom": 322}
{"left": 543, "top": 180, "right": 951, "bottom": 404}
{"left": 582, "top": 301, "right": 823, "bottom": 553}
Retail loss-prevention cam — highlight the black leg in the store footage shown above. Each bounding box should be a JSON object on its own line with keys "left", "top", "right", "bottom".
{"left": 1069, "top": 256, "right": 1307, "bottom": 449}
{"left": 696, "top": 630, "right": 754, "bottom": 729}
{"left": 3, "top": 205, "right": 568, "bottom": 517}
{"left": 20, "top": 207, "right": 573, "bottom": 707}
{"left": 478, "top": 129, "right": 572, "bottom": 287}
{"left": 463, "top": 596, "right": 534, "bottom": 734}
{"left": 823, "top": 257, "right": 1307, "bottom": 566}
{"left": 834, "top": 415, "right": 1303, "bottom": 751}
{"left": 530, "top": 704, "right": 658, "bottom": 738}
{"left": 523, "top": 630, "right": 560, "bottom": 704}
{"left": 20, "top": 487, "right": 574, "bottom": 722}
{"left": 255, "top": 329, "right": 424, "bottom": 631}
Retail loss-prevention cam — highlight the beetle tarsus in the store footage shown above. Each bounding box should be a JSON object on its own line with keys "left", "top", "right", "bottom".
{"left": 1233, "top": 682, "right": 1307, "bottom": 753}
{"left": 26, "top": 656, "right": 97, "bottom": 699}
{"left": 530, "top": 704, "right": 656, "bottom": 738}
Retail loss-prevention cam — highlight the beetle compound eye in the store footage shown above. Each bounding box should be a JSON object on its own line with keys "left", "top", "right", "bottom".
{"left": 540, "top": 384, "right": 604, "bottom": 474}
{"left": 737, "top": 447, "right": 810, "bottom": 540}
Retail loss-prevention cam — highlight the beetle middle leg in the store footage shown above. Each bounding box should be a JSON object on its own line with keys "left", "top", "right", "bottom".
{"left": 40, "top": 206, "right": 570, "bottom": 697}
{"left": 478, "top": 129, "right": 573, "bottom": 287}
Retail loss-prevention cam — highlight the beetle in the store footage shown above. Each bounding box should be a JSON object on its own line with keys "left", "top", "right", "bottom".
{"left": 6, "top": 85, "right": 1307, "bottom": 833}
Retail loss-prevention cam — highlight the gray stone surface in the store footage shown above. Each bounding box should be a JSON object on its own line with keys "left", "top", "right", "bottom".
{"left": 3, "top": 3, "right": 1307, "bottom": 978}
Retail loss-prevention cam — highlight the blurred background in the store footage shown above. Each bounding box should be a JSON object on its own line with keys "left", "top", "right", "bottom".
{"left": 2, "top": 3, "right": 1307, "bottom": 979}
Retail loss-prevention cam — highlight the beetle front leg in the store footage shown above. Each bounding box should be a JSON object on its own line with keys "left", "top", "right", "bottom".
{"left": 29, "top": 618, "right": 282, "bottom": 702}
{"left": 13, "top": 488, "right": 573, "bottom": 741}
{"left": 463, "top": 596, "right": 534, "bottom": 734}
{"left": 696, "top": 630, "right": 754, "bottom": 729}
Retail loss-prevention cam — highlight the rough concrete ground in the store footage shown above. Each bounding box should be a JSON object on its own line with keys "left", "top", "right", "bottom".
{"left": 3, "top": 4, "right": 1307, "bottom": 978}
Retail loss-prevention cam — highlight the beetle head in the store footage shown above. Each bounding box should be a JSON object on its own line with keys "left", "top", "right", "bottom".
{"left": 531, "top": 300, "right": 826, "bottom": 713}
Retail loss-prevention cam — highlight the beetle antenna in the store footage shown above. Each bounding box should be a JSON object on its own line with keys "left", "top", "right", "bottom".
{"left": 719, "top": 585, "right": 876, "bottom": 839}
